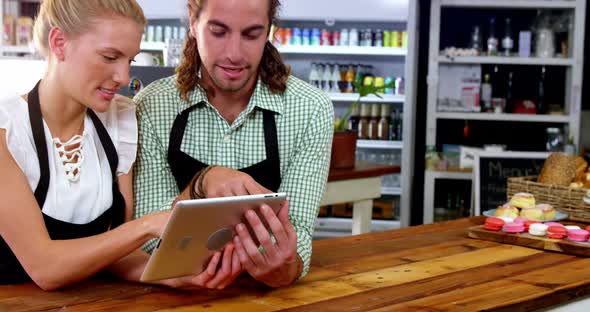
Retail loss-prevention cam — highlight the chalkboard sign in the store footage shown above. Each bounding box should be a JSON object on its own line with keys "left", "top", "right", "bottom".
{"left": 474, "top": 151, "right": 549, "bottom": 216}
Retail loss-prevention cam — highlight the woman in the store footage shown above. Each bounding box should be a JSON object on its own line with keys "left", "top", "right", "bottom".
{"left": 0, "top": 0, "right": 239, "bottom": 290}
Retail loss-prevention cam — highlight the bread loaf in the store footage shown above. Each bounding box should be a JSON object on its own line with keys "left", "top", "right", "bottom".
{"left": 538, "top": 153, "right": 576, "bottom": 186}
{"left": 575, "top": 156, "right": 588, "bottom": 179}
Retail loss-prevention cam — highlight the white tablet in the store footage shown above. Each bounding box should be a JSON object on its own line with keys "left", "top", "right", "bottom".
{"left": 139, "top": 193, "right": 287, "bottom": 282}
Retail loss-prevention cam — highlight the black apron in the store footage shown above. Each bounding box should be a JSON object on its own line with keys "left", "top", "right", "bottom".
{"left": 0, "top": 81, "right": 126, "bottom": 284}
{"left": 167, "top": 102, "right": 281, "bottom": 193}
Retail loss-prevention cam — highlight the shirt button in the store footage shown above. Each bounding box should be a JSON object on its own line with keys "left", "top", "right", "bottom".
{"left": 223, "top": 134, "right": 231, "bottom": 142}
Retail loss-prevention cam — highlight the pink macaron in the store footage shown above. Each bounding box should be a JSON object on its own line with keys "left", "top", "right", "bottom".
{"left": 544, "top": 222, "right": 564, "bottom": 227}
{"left": 568, "top": 229, "right": 590, "bottom": 242}
{"left": 503, "top": 222, "right": 525, "bottom": 233}
{"left": 513, "top": 217, "right": 529, "bottom": 224}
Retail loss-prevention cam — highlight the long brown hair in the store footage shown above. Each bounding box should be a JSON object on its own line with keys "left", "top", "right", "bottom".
{"left": 176, "top": 0, "right": 289, "bottom": 101}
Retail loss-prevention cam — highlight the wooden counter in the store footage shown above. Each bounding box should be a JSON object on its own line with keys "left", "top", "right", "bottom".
{"left": 3, "top": 217, "right": 590, "bottom": 311}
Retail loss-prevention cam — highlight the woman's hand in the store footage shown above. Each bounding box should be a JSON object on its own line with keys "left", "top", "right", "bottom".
{"left": 140, "top": 211, "right": 173, "bottom": 238}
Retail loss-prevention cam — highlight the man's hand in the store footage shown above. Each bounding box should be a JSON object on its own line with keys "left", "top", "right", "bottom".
{"left": 201, "top": 166, "right": 271, "bottom": 197}
{"left": 161, "top": 243, "right": 242, "bottom": 290}
{"left": 233, "top": 201, "right": 302, "bottom": 288}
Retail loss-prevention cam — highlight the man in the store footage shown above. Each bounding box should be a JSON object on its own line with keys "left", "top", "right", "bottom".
{"left": 133, "top": 0, "right": 333, "bottom": 288}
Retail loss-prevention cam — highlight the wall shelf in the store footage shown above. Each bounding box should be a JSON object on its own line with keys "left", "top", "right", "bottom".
{"left": 440, "top": 0, "right": 577, "bottom": 9}
{"left": 357, "top": 140, "right": 403, "bottom": 149}
{"left": 328, "top": 93, "right": 405, "bottom": 103}
{"left": 435, "top": 112, "right": 571, "bottom": 123}
{"left": 438, "top": 56, "right": 575, "bottom": 66}
{"left": 1, "top": 45, "right": 35, "bottom": 54}
{"left": 140, "top": 42, "right": 166, "bottom": 51}
{"left": 382, "top": 187, "right": 402, "bottom": 196}
{"left": 277, "top": 45, "right": 407, "bottom": 56}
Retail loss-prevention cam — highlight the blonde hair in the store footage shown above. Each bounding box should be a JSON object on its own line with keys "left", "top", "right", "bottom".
{"left": 33, "top": 0, "right": 147, "bottom": 57}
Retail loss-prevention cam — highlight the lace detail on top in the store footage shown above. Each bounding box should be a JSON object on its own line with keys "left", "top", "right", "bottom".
{"left": 52, "top": 133, "right": 85, "bottom": 182}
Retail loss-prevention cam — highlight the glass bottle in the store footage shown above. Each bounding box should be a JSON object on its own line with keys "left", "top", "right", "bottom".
{"left": 368, "top": 104, "right": 380, "bottom": 140}
{"left": 354, "top": 64, "right": 364, "bottom": 92}
{"left": 397, "top": 112, "right": 404, "bottom": 140}
{"left": 502, "top": 18, "right": 514, "bottom": 56}
{"left": 537, "top": 66, "right": 547, "bottom": 114}
{"left": 390, "top": 110, "right": 399, "bottom": 140}
{"left": 358, "top": 104, "right": 370, "bottom": 139}
{"left": 377, "top": 104, "right": 391, "bottom": 140}
{"left": 316, "top": 63, "right": 325, "bottom": 90}
{"left": 481, "top": 74, "right": 492, "bottom": 112}
{"left": 331, "top": 63, "right": 342, "bottom": 93}
{"left": 546, "top": 127, "right": 564, "bottom": 152}
{"left": 470, "top": 26, "right": 482, "bottom": 55}
{"left": 487, "top": 18, "right": 498, "bottom": 56}
{"left": 322, "top": 63, "right": 333, "bottom": 93}
{"left": 344, "top": 64, "right": 355, "bottom": 93}
{"left": 505, "top": 71, "right": 514, "bottom": 113}
{"left": 347, "top": 104, "right": 360, "bottom": 132}
{"left": 308, "top": 62, "right": 319, "bottom": 88}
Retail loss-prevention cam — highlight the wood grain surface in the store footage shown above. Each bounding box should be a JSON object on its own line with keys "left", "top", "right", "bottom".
{"left": 3, "top": 217, "right": 590, "bottom": 311}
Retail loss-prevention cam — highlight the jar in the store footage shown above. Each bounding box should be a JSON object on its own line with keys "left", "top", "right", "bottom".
{"left": 546, "top": 127, "right": 564, "bottom": 152}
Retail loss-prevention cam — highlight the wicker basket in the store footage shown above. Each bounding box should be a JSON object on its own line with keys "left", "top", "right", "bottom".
{"left": 507, "top": 176, "right": 590, "bottom": 222}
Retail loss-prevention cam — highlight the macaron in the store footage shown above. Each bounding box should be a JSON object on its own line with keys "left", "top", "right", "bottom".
{"left": 547, "top": 226, "right": 568, "bottom": 239}
{"left": 496, "top": 216, "right": 514, "bottom": 224}
{"left": 544, "top": 222, "right": 564, "bottom": 228}
{"left": 524, "top": 220, "right": 541, "bottom": 232}
{"left": 567, "top": 229, "right": 590, "bottom": 242}
{"left": 565, "top": 225, "right": 582, "bottom": 231}
{"left": 514, "top": 217, "right": 529, "bottom": 224}
{"left": 586, "top": 225, "right": 590, "bottom": 232}
{"left": 529, "top": 223, "right": 549, "bottom": 236}
{"left": 503, "top": 222, "right": 525, "bottom": 234}
{"left": 484, "top": 217, "right": 505, "bottom": 231}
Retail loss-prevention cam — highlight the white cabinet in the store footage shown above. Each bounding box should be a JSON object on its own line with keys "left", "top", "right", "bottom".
{"left": 423, "top": 0, "right": 587, "bottom": 224}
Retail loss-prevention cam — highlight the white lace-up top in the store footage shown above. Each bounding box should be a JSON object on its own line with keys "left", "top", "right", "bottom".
{"left": 0, "top": 94, "right": 137, "bottom": 224}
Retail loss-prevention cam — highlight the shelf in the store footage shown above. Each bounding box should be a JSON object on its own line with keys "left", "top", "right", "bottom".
{"left": 314, "top": 218, "right": 400, "bottom": 236}
{"left": 435, "top": 112, "right": 571, "bottom": 123}
{"left": 277, "top": 45, "right": 407, "bottom": 56}
{"left": 357, "top": 140, "right": 403, "bottom": 149}
{"left": 438, "top": 55, "right": 575, "bottom": 66}
{"left": 1, "top": 45, "right": 35, "bottom": 54}
{"left": 426, "top": 170, "right": 473, "bottom": 180}
{"left": 382, "top": 187, "right": 402, "bottom": 196}
{"left": 140, "top": 42, "right": 166, "bottom": 51}
{"left": 440, "top": 0, "right": 577, "bottom": 9}
{"left": 328, "top": 93, "right": 405, "bottom": 103}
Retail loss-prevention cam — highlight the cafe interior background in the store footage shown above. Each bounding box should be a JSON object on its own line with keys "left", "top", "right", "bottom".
{"left": 1, "top": 0, "right": 590, "bottom": 238}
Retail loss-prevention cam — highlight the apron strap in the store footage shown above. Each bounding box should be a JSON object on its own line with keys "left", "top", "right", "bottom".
{"left": 27, "top": 81, "right": 50, "bottom": 208}
{"left": 87, "top": 110, "right": 118, "bottom": 178}
{"left": 262, "top": 109, "right": 280, "bottom": 165}
{"left": 87, "top": 110, "right": 125, "bottom": 228}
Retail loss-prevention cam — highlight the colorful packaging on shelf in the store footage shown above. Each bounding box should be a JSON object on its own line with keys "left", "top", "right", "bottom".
{"left": 291, "top": 27, "right": 301, "bottom": 45}
{"left": 302, "top": 28, "right": 311, "bottom": 45}
{"left": 15, "top": 17, "right": 33, "bottom": 46}
{"left": 2, "top": 15, "right": 15, "bottom": 46}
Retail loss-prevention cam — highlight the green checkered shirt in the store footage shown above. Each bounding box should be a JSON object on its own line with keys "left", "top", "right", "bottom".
{"left": 133, "top": 75, "right": 333, "bottom": 278}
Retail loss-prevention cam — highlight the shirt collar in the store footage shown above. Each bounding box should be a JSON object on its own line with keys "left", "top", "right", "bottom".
{"left": 183, "top": 78, "right": 284, "bottom": 115}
